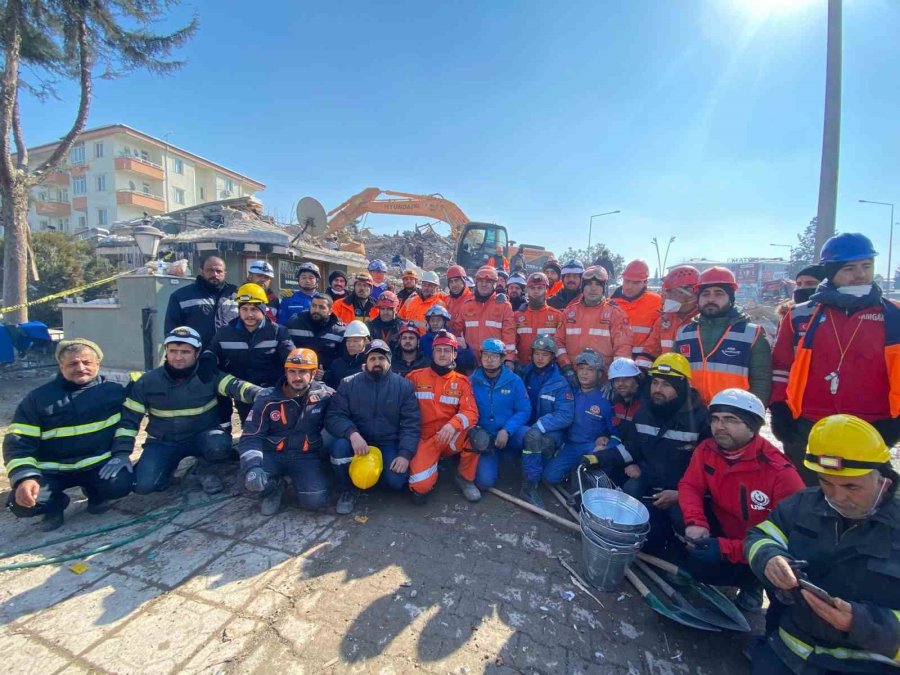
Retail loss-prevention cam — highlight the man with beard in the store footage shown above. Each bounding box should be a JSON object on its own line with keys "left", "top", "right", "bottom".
{"left": 333, "top": 273, "right": 378, "bottom": 325}
{"left": 505, "top": 274, "right": 527, "bottom": 312}
{"left": 745, "top": 415, "right": 900, "bottom": 674}
{"left": 396, "top": 268, "right": 420, "bottom": 305}
{"left": 286, "top": 293, "right": 346, "bottom": 374}
{"left": 450, "top": 265, "right": 517, "bottom": 366}
{"left": 645, "top": 265, "right": 700, "bottom": 359}
{"left": 679, "top": 389, "right": 803, "bottom": 613}
{"left": 407, "top": 331, "right": 481, "bottom": 503}
{"left": 611, "top": 259, "right": 663, "bottom": 368}
{"left": 514, "top": 272, "right": 563, "bottom": 368}
{"left": 391, "top": 321, "right": 429, "bottom": 377}
{"left": 674, "top": 266, "right": 771, "bottom": 405}
{"left": 543, "top": 259, "right": 563, "bottom": 297}
{"left": 771, "top": 233, "right": 900, "bottom": 485}
{"left": 324, "top": 320, "right": 370, "bottom": 388}
{"left": 613, "top": 353, "right": 708, "bottom": 553}
{"left": 495, "top": 270, "right": 509, "bottom": 294}
{"left": 369, "top": 291, "right": 403, "bottom": 346}
{"left": 444, "top": 265, "right": 473, "bottom": 318}
{"left": 326, "top": 270, "right": 348, "bottom": 303}
{"left": 399, "top": 270, "right": 447, "bottom": 333}
{"left": 548, "top": 259, "right": 584, "bottom": 310}
{"left": 165, "top": 254, "right": 238, "bottom": 346}
{"left": 607, "top": 357, "right": 644, "bottom": 427}
{"left": 278, "top": 262, "right": 322, "bottom": 324}
{"left": 510, "top": 246, "right": 526, "bottom": 274}
{"left": 327, "top": 340, "right": 421, "bottom": 514}
{"left": 238, "top": 349, "right": 336, "bottom": 515}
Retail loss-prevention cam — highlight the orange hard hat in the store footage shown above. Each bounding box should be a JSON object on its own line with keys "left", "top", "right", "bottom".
{"left": 285, "top": 348, "right": 318, "bottom": 370}
{"left": 622, "top": 259, "right": 651, "bottom": 282}
{"left": 697, "top": 266, "right": 738, "bottom": 292}
{"left": 663, "top": 265, "right": 700, "bottom": 291}
{"left": 475, "top": 265, "right": 499, "bottom": 282}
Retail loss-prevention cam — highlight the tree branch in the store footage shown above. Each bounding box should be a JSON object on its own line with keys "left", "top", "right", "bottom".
{"left": 33, "top": 15, "right": 92, "bottom": 181}
{"left": 12, "top": 96, "right": 26, "bottom": 170}
{"left": 0, "top": 0, "right": 23, "bottom": 187}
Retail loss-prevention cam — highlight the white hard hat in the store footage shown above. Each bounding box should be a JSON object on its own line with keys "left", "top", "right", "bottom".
{"left": 344, "top": 320, "right": 371, "bottom": 339}
{"left": 248, "top": 260, "right": 275, "bottom": 278}
{"left": 708, "top": 388, "right": 766, "bottom": 422}
{"left": 608, "top": 357, "right": 641, "bottom": 380}
{"left": 421, "top": 270, "right": 440, "bottom": 286}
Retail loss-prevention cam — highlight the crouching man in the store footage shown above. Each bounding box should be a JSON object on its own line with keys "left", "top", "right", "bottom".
{"left": 4, "top": 339, "right": 133, "bottom": 531}
{"left": 117, "top": 327, "right": 261, "bottom": 495}
{"left": 238, "top": 348, "right": 335, "bottom": 514}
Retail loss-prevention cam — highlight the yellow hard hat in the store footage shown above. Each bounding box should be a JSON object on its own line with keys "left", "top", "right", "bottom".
{"left": 648, "top": 352, "right": 692, "bottom": 380}
{"left": 804, "top": 414, "right": 890, "bottom": 477}
{"left": 235, "top": 283, "right": 268, "bottom": 305}
{"left": 349, "top": 446, "right": 383, "bottom": 490}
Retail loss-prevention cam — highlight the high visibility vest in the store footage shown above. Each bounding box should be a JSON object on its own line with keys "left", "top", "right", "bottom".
{"left": 675, "top": 319, "right": 762, "bottom": 404}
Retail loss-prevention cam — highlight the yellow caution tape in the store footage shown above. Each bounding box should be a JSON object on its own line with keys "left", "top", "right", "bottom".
{"left": 0, "top": 268, "right": 138, "bottom": 316}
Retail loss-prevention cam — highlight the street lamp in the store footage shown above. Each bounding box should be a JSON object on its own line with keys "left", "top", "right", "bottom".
{"left": 132, "top": 220, "right": 165, "bottom": 263}
{"left": 651, "top": 236, "right": 676, "bottom": 277}
{"left": 588, "top": 210, "right": 621, "bottom": 252}
{"left": 770, "top": 243, "right": 794, "bottom": 259}
{"left": 858, "top": 199, "right": 894, "bottom": 293}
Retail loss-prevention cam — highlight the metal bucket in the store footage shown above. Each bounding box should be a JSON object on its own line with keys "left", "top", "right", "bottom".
{"left": 581, "top": 488, "right": 649, "bottom": 534}
{"left": 581, "top": 505, "right": 650, "bottom": 544}
{"left": 580, "top": 521, "right": 643, "bottom": 591}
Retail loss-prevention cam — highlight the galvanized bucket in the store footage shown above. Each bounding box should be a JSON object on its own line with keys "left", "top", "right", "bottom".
{"left": 580, "top": 521, "right": 643, "bottom": 591}
{"left": 581, "top": 488, "right": 650, "bottom": 535}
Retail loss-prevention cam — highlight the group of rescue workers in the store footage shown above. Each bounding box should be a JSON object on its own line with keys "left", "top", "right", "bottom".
{"left": 4, "top": 231, "right": 899, "bottom": 674}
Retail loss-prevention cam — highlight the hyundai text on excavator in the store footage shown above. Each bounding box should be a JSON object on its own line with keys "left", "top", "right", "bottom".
{"left": 325, "top": 187, "right": 553, "bottom": 274}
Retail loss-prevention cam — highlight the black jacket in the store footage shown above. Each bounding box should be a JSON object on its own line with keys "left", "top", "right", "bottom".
{"left": 3, "top": 374, "right": 126, "bottom": 487}
{"left": 390, "top": 348, "right": 428, "bottom": 378}
{"left": 165, "top": 276, "right": 239, "bottom": 346}
{"left": 369, "top": 316, "right": 402, "bottom": 346}
{"left": 238, "top": 379, "right": 336, "bottom": 471}
{"left": 324, "top": 349, "right": 366, "bottom": 389}
{"left": 285, "top": 311, "right": 345, "bottom": 370}
{"left": 326, "top": 370, "right": 421, "bottom": 459}
{"left": 548, "top": 287, "right": 581, "bottom": 310}
{"left": 207, "top": 318, "right": 294, "bottom": 387}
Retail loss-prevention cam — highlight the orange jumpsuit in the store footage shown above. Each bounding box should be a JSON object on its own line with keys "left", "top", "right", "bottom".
{"left": 644, "top": 308, "right": 699, "bottom": 358}
{"left": 555, "top": 299, "right": 633, "bottom": 369}
{"left": 445, "top": 287, "right": 473, "bottom": 321}
{"left": 398, "top": 292, "right": 448, "bottom": 334}
{"left": 332, "top": 297, "right": 378, "bottom": 325}
{"left": 449, "top": 292, "right": 517, "bottom": 362}
{"left": 611, "top": 290, "right": 662, "bottom": 368}
{"left": 513, "top": 304, "right": 564, "bottom": 366}
{"left": 407, "top": 367, "right": 479, "bottom": 494}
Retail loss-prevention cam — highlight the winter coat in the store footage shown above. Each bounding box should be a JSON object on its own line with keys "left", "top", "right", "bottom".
{"left": 470, "top": 366, "right": 531, "bottom": 436}
{"left": 164, "top": 276, "right": 238, "bottom": 346}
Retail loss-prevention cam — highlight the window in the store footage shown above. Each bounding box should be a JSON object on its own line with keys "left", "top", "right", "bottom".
{"left": 199, "top": 186, "right": 205, "bottom": 200}
{"left": 70, "top": 143, "right": 85, "bottom": 164}
{"left": 97, "top": 208, "right": 108, "bottom": 226}
{"left": 142, "top": 182, "right": 151, "bottom": 195}
{"left": 140, "top": 150, "right": 150, "bottom": 162}
{"left": 78, "top": 216, "right": 87, "bottom": 229}
{"left": 59, "top": 189, "right": 69, "bottom": 202}
{"left": 38, "top": 191, "right": 47, "bottom": 201}
{"left": 72, "top": 176, "right": 86, "bottom": 195}
{"left": 59, "top": 219, "right": 69, "bottom": 232}
{"left": 94, "top": 142, "right": 104, "bottom": 159}
{"left": 174, "top": 188, "right": 185, "bottom": 205}
{"left": 96, "top": 174, "right": 107, "bottom": 192}
{"left": 225, "top": 178, "right": 235, "bottom": 192}
{"left": 173, "top": 158, "right": 184, "bottom": 174}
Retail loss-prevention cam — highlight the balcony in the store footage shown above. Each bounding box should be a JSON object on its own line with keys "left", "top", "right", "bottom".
{"left": 35, "top": 200, "right": 71, "bottom": 217}
{"left": 43, "top": 171, "right": 70, "bottom": 186}
{"left": 116, "top": 189, "right": 165, "bottom": 212}
{"left": 115, "top": 156, "right": 164, "bottom": 181}
{"left": 72, "top": 196, "right": 88, "bottom": 212}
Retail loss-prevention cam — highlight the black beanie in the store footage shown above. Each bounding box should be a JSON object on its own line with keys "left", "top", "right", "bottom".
{"left": 796, "top": 265, "right": 825, "bottom": 282}
{"left": 709, "top": 404, "right": 763, "bottom": 435}
{"left": 700, "top": 283, "right": 735, "bottom": 305}
{"left": 823, "top": 262, "right": 842, "bottom": 283}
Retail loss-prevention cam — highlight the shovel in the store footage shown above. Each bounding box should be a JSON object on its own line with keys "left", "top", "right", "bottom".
{"left": 636, "top": 553, "right": 750, "bottom": 632}
{"left": 624, "top": 566, "right": 720, "bottom": 632}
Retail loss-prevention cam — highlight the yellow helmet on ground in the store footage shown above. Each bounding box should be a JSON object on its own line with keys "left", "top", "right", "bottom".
{"left": 804, "top": 414, "right": 890, "bottom": 477}
{"left": 349, "top": 446, "right": 383, "bottom": 489}
{"left": 648, "top": 352, "right": 692, "bottom": 380}
{"left": 235, "top": 283, "right": 268, "bottom": 305}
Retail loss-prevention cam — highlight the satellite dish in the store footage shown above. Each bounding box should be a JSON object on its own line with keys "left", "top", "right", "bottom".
{"left": 295, "top": 197, "right": 328, "bottom": 238}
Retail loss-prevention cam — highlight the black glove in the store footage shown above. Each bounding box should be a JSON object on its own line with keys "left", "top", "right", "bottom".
{"left": 197, "top": 351, "right": 219, "bottom": 384}
{"left": 768, "top": 402, "right": 795, "bottom": 443}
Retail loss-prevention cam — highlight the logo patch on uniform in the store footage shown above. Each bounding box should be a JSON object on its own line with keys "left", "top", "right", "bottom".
{"left": 750, "top": 490, "right": 770, "bottom": 510}
{"left": 270, "top": 410, "right": 281, "bottom": 421}
{"left": 565, "top": 391, "right": 574, "bottom": 400}
{"left": 517, "top": 315, "right": 525, "bottom": 323}
{"left": 501, "top": 389, "right": 511, "bottom": 395}
{"left": 680, "top": 344, "right": 691, "bottom": 356}
{"left": 661, "top": 318, "right": 671, "bottom": 330}
{"left": 450, "top": 381, "right": 458, "bottom": 390}
{"left": 587, "top": 404, "right": 602, "bottom": 417}
{"left": 720, "top": 347, "right": 741, "bottom": 358}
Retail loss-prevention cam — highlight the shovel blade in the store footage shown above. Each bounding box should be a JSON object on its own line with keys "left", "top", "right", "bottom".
{"left": 658, "top": 570, "right": 751, "bottom": 632}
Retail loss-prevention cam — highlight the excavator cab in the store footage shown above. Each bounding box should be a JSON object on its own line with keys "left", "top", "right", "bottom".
{"left": 455, "top": 222, "right": 508, "bottom": 274}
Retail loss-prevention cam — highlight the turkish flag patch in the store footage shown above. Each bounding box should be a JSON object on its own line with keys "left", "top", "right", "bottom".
{"left": 680, "top": 344, "right": 691, "bottom": 357}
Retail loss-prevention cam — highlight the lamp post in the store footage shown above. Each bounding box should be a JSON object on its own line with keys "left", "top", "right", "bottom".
{"left": 814, "top": 0, "right": 842, "bottom": 258}
{"left": 858, "top": 199, "right": 894, "bottom": 292}
{"left": 651, "top": 236, "right": 676, "bottom": 278}
{"left": 588, "top": 210, "right": 621, "bottom": 252}
{"left": 132, "top": 219, "right": 165, "bottom": 264}
{"left": 770, "top": 243, "right": 794, "bottom": 259}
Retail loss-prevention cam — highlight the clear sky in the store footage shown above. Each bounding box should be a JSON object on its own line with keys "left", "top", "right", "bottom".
{"left": 17, "top": 0, "right": 900, "bottom": 276}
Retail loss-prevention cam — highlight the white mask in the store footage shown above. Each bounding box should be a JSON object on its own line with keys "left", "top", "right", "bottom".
{"left": 825, "top": 477, "right": 888, "bottom": 520}
{"left": 663, "top": 298, "right": 682, "bottom": 313}
{"left": 836, "top": 284, "right": 872, "bottom": 297}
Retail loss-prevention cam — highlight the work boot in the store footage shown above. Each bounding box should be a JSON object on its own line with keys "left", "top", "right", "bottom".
{"left": 520, "top": 481, "right": 545, "bottom": 509}
{"left": 335, "top": 490, "right": 355, "bottom": 515}
{"left": 40, "top": 511, "right": 64, "bottom": 532}
{"left": 410, "top": 490, "right": 430, "bottom": 506}
{"left": 260, "top": 481, "right": 283, "bottom": 516}
{"left": 455, "top": 474, "right": 481, "bottom": 502}
{"left": 736, "top": 582, "right": 765, "bottom": 614}
{"left": 199, "top": 472, "right": 224, "bottom": 495}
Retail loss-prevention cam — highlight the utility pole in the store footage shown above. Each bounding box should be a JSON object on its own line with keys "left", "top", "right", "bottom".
{"left": 814, "top": 0, "right": 842, "bottom": 259}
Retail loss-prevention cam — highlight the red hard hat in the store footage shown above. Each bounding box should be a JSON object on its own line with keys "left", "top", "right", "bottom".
{"left": 432, "top": 330, "right": 459, "bottom": 350}
{"left": 475, "top": 265, "right": 499, "bottom": 282}
{"left": 446, "top": 264, "right": 466, "bottom": 280}
{"left": 662, "top": 265, "right": 700, "bottom": 291}
{"left": 622, "top": 259, "right": 651, "bottom": 282}
{"left": 526, "top": 272, "right": 549, "bottom": 287}
{"left": 376, "top": 290, "right": 399, "bottom": 309}
{"left": 697, "top": 266, "right": 738, "bottom": 291}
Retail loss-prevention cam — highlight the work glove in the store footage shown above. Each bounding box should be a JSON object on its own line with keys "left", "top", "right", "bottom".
{"left": 467, "top": 427, "right": 494, "bottom": 455}
{"left": 768, "top": 402, "right": 795, "bottom": 444}
{"left": 99, "top": 455, "right": 133, "bottom": 480}
{"left": 244, "top": 467, "right": 269, "bottom": 494}
{"left": 197, "top": 351, "right": 219, "bottom": 384}
{"left": 581, "top": 453, "right": 600, "bottom": 467}
{"left": 685, "top": 536, "right": 722, "bottom": 566}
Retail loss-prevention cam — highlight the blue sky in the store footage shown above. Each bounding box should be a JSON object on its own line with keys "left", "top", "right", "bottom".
{"left": 17, "top": 0, "right": 900, "bottom": 275}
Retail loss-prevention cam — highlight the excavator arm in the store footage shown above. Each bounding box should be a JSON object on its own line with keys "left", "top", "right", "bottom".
{"left": 326, "top": 187, "right": 471, "bottom": 238}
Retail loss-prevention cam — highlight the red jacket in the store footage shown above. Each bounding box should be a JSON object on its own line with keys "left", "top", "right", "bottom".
{"left": 678, "top": 435, "right": 804, "bottom": 564}
{"left": 513, "top": 304, "right": 564, "bottom": 366}
{"left": 445, "top": 287, "right": 472, "bottom": 321}
{"left": 449, "top": 292, "right": 517, "bottom": 362}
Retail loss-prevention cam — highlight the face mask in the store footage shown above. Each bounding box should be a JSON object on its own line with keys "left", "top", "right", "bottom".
{"left": 836, "top": 284, "right": 872, "bottom": 297}
{"left": 663, "top": 298, "right": 682, "bottom": 313}
{"left": 793, "top": 288, "right": 816, "bottom": 304}
{"left": 825, "top": 477, "right": 888, "bottom": 520}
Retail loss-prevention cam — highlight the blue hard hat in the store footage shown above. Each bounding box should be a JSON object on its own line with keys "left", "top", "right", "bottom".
{"left": 425, "top": 304, "right": 451, "bottom": 320}
{"left": 561, "top": 259, "right": 585, "bottom": 276}
{"left": 367, "top": 259, "right": 388, "bottom": 272}
{"left": 819, "top": 233, "right": 878, "bottom": 264}
{"left": 481, "top": 338, "right": 506, "bottom": 355}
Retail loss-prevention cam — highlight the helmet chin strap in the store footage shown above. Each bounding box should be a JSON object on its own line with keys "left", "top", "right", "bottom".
{"left": 826, "top": 476, "right": 889, "bottom": 520}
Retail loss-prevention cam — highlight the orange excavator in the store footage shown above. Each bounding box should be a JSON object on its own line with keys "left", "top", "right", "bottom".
{"left": 326, "top": 187, "right": 553, "bottom": 274}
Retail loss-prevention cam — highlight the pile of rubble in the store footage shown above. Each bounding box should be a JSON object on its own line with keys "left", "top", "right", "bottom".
{"left": 358, "top": 227, "right": 456, "bottom": 272}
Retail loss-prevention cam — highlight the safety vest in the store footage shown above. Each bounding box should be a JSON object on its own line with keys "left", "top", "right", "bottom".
{"left": 675, "top": 319, "right": 762, "bottom": 404}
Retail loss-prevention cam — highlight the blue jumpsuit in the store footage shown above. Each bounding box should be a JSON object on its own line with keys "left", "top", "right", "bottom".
{"left": 513, "top": 363, "right": 574, "bottom": 482}
{"left": 543, "top": 387, "right": 619, "bottom": 484}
